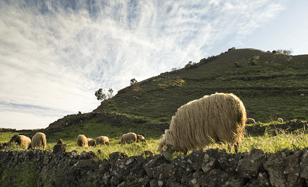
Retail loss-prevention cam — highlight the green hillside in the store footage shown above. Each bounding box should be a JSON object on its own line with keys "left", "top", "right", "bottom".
{"left": 2, "top": 48, "right": 308, "bottom": 159}
{"left": 94, "top": 48, "right": 308, "bottom": 124}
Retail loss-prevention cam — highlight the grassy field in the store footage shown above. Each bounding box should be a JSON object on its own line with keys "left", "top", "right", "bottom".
{"left": 1, "top": 48, "right": 308, "bottom": 160}
{"left": 2, "top": 119, "right": 308, "bottom": 161}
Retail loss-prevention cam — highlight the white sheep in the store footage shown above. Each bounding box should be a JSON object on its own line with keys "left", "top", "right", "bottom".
{"left": 246, "top": 118, "right": 256, "bottom": 124}
{"left": 278, "top": 118, "right": 284, "bottom": 123}
{"left": 96, "top": 136, "right": 109, "bottom": 146}
{"left": 157, "top": 93, "right": 247, "bottom": 156}
{"left": 31, "top": 132, "right": 47, "bottom": 149}
{"left": 121, "top": 132, "right": 137, "bottom": 145}
{"left": 77, "top": 134, "right": 88, "bottom": 147}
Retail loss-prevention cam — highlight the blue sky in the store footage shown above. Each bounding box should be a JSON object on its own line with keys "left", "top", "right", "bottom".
{"left": 0, "top": 0, "right": 307, "bottom": 130}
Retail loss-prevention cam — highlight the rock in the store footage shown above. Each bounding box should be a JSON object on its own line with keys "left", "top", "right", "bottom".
{"left": 264, "top": 149, "right": 304, "bottom": 187}
{"left": 236, "top": 149, "right": 266, "bottom": 178}
{"left": 166, "top": 179, "right": 186, "bottom": 187}
{"left": 143, "top": 155, "right": 171, "bottom": 178}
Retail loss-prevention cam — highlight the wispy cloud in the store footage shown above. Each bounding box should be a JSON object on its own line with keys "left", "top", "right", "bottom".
{"left": 0, "top": 0, "right": 286, "bottom": 129}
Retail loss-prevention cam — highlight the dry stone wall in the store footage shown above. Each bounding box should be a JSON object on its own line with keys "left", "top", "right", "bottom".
{"left": 1, "top": 147, "right": 308, "bottom": 187}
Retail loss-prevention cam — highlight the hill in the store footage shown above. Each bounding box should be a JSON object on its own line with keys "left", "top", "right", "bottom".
{"left": 93, "top": 48, "right": 308, "bottom": 126}
{"left": 2, "top": 47, "right": 308, "bottom": 144}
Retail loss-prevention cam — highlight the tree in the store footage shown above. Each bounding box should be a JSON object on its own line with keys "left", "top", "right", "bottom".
{"left": 95, "top": 88, "right": 114, "bottom": 101}
{"left": 130, "top": 78, "right": 138, "bottom": 86}
{"left": 95, "top": 88, "right": 106, "bottom": 100}
{"left": 107, "top": 88, "right": 113, "bottom": 99}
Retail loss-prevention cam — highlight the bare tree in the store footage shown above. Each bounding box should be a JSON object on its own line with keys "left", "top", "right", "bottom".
{"left": 107, "top": 88, "right": 114, "bottom": 99}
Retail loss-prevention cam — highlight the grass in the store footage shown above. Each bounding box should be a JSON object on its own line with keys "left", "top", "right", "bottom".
{"left": 2, "top": 48, "right": 308, "bottom": 160}
{"left": 94, "top": 49, "right": 308, "bottom": 125}
{"left": 2, "top": 120, "right": 308, "bottom": 161}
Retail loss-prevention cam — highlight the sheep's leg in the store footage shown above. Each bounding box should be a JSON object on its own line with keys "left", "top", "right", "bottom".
{"left": 184, "top": 150, "right": 187, "bottom": 156}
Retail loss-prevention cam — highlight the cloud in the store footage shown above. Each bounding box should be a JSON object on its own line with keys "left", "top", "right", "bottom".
{"left": 0, "top": 0, "right": 286, "bottom": 129}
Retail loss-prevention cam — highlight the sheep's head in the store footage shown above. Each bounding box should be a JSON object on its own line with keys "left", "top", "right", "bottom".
{"left": 137, "top": 135, "right": 146, "bottom": 142}
{"left": 157, "top": 135, "right": 175, "bottom": 157}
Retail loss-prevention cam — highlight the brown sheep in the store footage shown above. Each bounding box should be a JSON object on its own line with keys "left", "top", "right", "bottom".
{"left": 31, "top": 132, "right": 47, "bottom": 149}
{"left": 77, "top": 134, "right": 88, "bottom": 147}
{"left": 137, "top": 134, "right": 146, "bottom": 142}
{"left": 157, "top": 93, "right": 247, "bottom": 156}
{"left": 57, "top": 139, "right": 64, "bottom": 144}
{"left": 87, "top": 138, "right": 96, "bottom": 147}
{"left": 96, "top": 136, "right": 109, "bottom": 146}
{"left": 9, "top": 135, "right": 32, "bottom": 149}
{"left": 121, "top": 132, "right": 137, "bottom": 145}
{"left": 246, "top": 118, "right": 256, "bottom": 124}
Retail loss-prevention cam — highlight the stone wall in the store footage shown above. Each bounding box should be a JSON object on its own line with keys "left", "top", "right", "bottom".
{"left": 1, "top": 147, "right": 308, "bottom": 187}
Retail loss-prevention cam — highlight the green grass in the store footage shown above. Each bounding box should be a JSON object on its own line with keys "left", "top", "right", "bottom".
{"left": 2, "top": 48, "right": 308, "bottom": 160}
{"left": 3, "top": 120, "right": 308, "bottom": 161}
{"left": 94, "top": 49, "right": 308, "bottom": 124}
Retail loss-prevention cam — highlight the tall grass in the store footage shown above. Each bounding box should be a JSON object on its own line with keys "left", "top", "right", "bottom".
{"left": 4, "top": 122, "right": 308, "bottom": 161}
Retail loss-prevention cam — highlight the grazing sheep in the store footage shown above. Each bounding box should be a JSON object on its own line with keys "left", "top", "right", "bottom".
{"left": 8, "top": 135, "right": 32, "bottom": 149}
{"left": 96, "top": 136, "right": 109, "bottom": 146}
{"left": 157, "top": 92, "right": 247, "bottom": 156}
{"left": 57, "top": 139, "right": 64, "bottom": 144}
{"left": 87, "top": 138, "right": 96, "bottom": 147}
{"left": 53, "top": 139, "right": 66, "bottom": 153}
{"left": 77, "top": 134, "right": 88, "bottom": 147}
{"left": 278, "top": 118, "right": 284, "bottom": 123}
{"left": 121, "top": 132, "right": 137, "bottom": 145}
{"left": 31, "top": 132, "right": 47, "bottom": 149}
{"left": 246, "top": 118, "right": 256, "bottom": 124}
{"left": 137, "top": 134, "right": 146, "bottom": 142}
{"left": 301, "top": 94, "right": 304, "bottom": 97}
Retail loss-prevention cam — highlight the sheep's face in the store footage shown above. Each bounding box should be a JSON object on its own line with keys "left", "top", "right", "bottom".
{"left": 161, "top": 145, "right": 175, "bottom": 158}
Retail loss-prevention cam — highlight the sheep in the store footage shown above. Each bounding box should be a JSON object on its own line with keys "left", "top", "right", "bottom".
{"left": 31, "top": 132, "right": 47, "bottom": 149}
{"left": 96, "top": 136, "right": 109, "bottom": 146}
{"left": 121, "top": 132, "right": 137, "bottom": 145}
{"left": 87, "top": 138, "right": 96, "bottom": 147}
{"left": 137, "top": 134, "right": 146, "bottom": 142}
{"left": 53, "top": 139, "right": 66, "bottom": 153}
{"left": 301, "top": 94, "right": 304, "bottom": 97}
{"left": 57, "top": 139, "right": 64, "bottom": 144}
{"left": 157, "top": 92, "right": 247, "bottom": 156}
{"left": 246, "top": 118, "right": 256, "bottom": 124}
{"left": 77, "top": 134, "right": 88, "bottom": 147}
{"left": 278, "top": 118, "right": 284, "bottom": 123}
{"left": 9, "top": 135, "right": 31, "bottom": 149}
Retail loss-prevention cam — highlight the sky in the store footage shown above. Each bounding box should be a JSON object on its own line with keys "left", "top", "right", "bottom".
{"left": 0, "top": 0, "right": 307, "bottom": 130}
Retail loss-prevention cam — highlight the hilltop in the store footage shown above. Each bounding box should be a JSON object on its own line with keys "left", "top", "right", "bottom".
{"left": 93, "top": 48, "right": 308, "bottom": 126}
{"left": 1, "top": 48, "right": 308, "bottom": 137}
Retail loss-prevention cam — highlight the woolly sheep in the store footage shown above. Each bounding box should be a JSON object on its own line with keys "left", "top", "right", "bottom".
{"left": 301, "top": 94, "right": 304, "bottom": 97}
{"left": 121, "top": 132, "right": 137, "bottom": 145}
{"left": 31, "top": 132, "right": 47, "bottom": 149}
{"left": 96, "top": 136, "right": 109, "bottom": 146}
{"left": 77, "top": 134, "right": 88, "bottom": 147}
{"left": 157, "top": 93, "right": 247, "bottom": 156}
{"left": 246, "top": 118, "right": 256, "bottom": 124}
{"left": 137, "top": 134, "right": 146, "bottom": 142}
{"left": 87, "top": 138, "right": 96, "bottom": 147}
{"left": 278, "top": 118, "right": 284, "bottom": 123}
{"left": 9, "top": 135, "right": 32, "bottom": 149}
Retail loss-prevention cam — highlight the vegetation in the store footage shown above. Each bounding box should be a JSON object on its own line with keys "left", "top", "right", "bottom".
{"left": 94, "top": 88, "right": 114, "bottom": 100}
{"left": 0, "top": 162, "right": 38, "bottom": 187}
{"left": 1, "top": 48, "right": 308, "bottom": 161}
